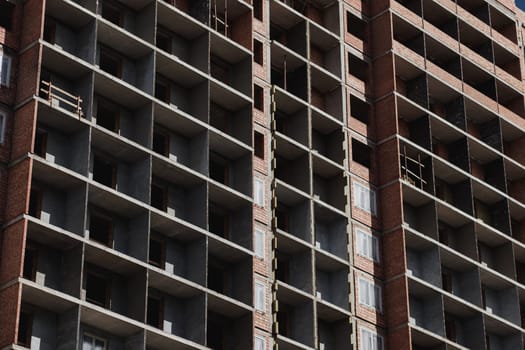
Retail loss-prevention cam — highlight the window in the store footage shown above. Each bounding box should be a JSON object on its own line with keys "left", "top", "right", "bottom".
{"left": 28, "top": 188, "right": 42, "bottom": 218}
{"left": 353, "top": 182, "right": 377, "bottom": 215}
{"left": 89, "top": 212, "right": 113, "bottom": 246}
{"left": 34, "top": 128, "right": 48, "bottom": 157}
{"left": 360, "top": 327, "right": 383, "bottom": 350}
{"left": 0, "top": 111, "right": 5, "bottom": 144}
{"left": 93, "top": 154, "right": 117, "bottom": 189}
{"left": 254, "top": 178, "right": 265, "bottom": 207}
{"left": 254, "top": 131, "right": 264, "bottom": 159}
{"left": 254, "top": 85, "right": 264, "bottom": 111}
{"left": 254, "top": 228, "right": 265, "bottom": 259}
{"left": 352, "top": 139, "right": 371, "bottom": 168}
{"left": 0, "top": 48, "right": 12, "bottom": 87}
{"left": 82, "top": 333, "right": 107, "bottom": 350}
{"left": 253, "top": 0, "right": 263, "bottom": 20}
{"left": 147, "top": 296, "right": 163, "bottom": 328}
{"left": 356, "top": 229, "right": 380, "bottom": 262}
{"left": 0, "top": 1, "right": 14, "bottom": 31}
{"left": 149, "top": 236, "right": 165, "bottom": 267}
{"left": 255, "top": 281, "right": 266, "bottom": 312}
{"left": 254, "top": 336, "right": 266, "bottom": 350}
{"left": 254, "top": 39, "right": 263, "bottom": 65}
{"left": 17, "top": 310, "right": 32, "bottom": 347}
{"left": 86, "top": 272, "right": 109, "bottom": 307}
{"left": 358, "top": 277, "right": 382, "bottom": 311}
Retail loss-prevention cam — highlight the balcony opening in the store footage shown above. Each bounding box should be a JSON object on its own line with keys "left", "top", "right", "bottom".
{"left": 34, "top": 128, "right": 48, "bottom": 157}
{"left": 441, "top": 268, "right": 452, "bottom": 292}
{"left": 350, "top": 95, "right": 369, "bottom": 124}
{"left": 101, "top": 0, "right": 123, "bottom": 26}
{"left": 17, "top": 311, "right": 32, "bottom": 347}
{"left": 96, "top": 101, "right": 119, "bottom": 133}
{"left": 254, "top": 131, "right": 264, "bottom": 159}
{"left": 89, "top": 212, "right": 113, "bottom": 246}
{"left": 209, "top": 209, "right": 228, "bottom": 238}
{"left": 43, "top": 19, "right": 56, "bottom": 44}
{"left": 208, "top": 259, "right": 227, "bottom": 294}
{"left": 277, "top": 305, "right": 291, "bottom": 337}
{"left": 254, "top": 84, "right": 264, "bottom": 111}
{"left": 254, "top": 39, "right": 263, "bottom": 65}
{"left": 86, "top": 272, "right": 109, "bottom": 307}
{"left": 28, "top": 188, "right": 42, "bottom": 219}
{"left": 148, "top": 236, "right": 165, "bottom": 268}
{"left": 352, "top": 139, "right": 371, "bottom": 168}
{"left": 23, "top": 246, "right": 37, "bottom": 281}
{"left": 0, "top": 1, "right": 14, "bottom": 31}
{"left": 276, "top": 252, "right": 290, "bottom": 283}
{"left": 99, "top": 48, "right": 122, "bottom": 78}
{"left": 152, "top": 129, "right": 169, "bottom": 157}
{"left": 93, "top": 154, "right": 117, "bottom": 189}
{"left": 346, "top": 11, "right": 365, "bottom": 40}
{"left": 254, "top": 0, "right": 263, "bottom": 20}
{"left": 210, "top": 153, "right": 229, "bottom": 185}
{"left": 156, "top": 27, "right": 172, "bottom": 53}
{"left": 211, "top": 55, "right": 231, "bottom": 84}
{"left": 151, "top": 182, "right": 168, "bottom": 211}
{"left": 348, "top": 53, "right": 368, "bottom": 82}
{"left": 276, "top": 208, "right": 289, "bottom": 232}
{"left": 155, "top": 78, "right": 171, "bottom": 104}
{"left": 147, "top": 296, "right": 163, "bottom": 328}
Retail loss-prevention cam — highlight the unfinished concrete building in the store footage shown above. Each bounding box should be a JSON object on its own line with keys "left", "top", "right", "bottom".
{"left": 2, "top": 0, "right": 525, "bottom": 349}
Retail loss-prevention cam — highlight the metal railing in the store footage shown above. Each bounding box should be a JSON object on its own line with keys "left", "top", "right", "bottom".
{"left": 40, "top": 80, "right": 83, "bottom": 118}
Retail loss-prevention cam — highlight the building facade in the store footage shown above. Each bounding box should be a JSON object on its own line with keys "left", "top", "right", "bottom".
{"left": 1, "top": 0, "right": 525, "bottom": 349}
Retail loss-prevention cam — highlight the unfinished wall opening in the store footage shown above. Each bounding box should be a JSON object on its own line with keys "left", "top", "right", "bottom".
{"left": 17, "top": 310, "right": 32, "bottom": 347}
{"left": 23, "top": 246, "right": 37, "bottom": 281}
{"left": 152, "top": 127, "right": 169, "bottom": 157}
{"left": 0, "top": 1, "right": 14, "bottom": 31}
{"left": 99, "top": 47, "right": 123, "bottom": 79}
{"left": 254, "top": 0, "right": 263, "bottom": 20}
{"left": 34, "top": 127, "right": 48, "bottom": 158}
{"left": 148, "top": 235, "right": 165, "bottom": 268}
{"left": 43, "top": 18, "right": 56, "bottom": 44}
{"left": 156, "top": 27, "right": 173, "bottom": 53}
{"left": 209, "top": 206, "right": 229, "bottom": 239}
{"left": 254, "top": 131, "right": 264, "bottom": 159}
{"left": 350, "top": 95, "right": 369, "bottom": 124}
{"left": 96, "top": 100, "right": 120, "bottom": 132}
{"left": 93, "top": 154, "right": 117, "bottom": 189}
{"left": 89, "top": 211, "right": 113, "bottom": 246}
{"left": 254, "top": 84, "right": 264, "bottom": 111}
{"left": 208, "top": 259, "right": 227, "bottom": 294}
{"left": 28, "top": 188, "right": 43, "bottom": 218}
{"left": 147, "top": 296, "right": 163, "bottom": 328}
{"left": 85, "top": 272, "right": 109, "bottom": 307}
{"left": 209, "top": 152, "right": 229, "bottom": 185}
{"left": 348, "top": 53, "right": 368, "bottom": 82}
{"left": 151, "top": 181, "right": 168, "bottom": 211}
{"left": 346, "top": 11, "right": 365, "bottom": 40}
{"left": 254, "top": 39, "right": 263, "bottom": 65}
{"left": 101, "top": 0, "right": 123, "bottom": 26}
{"left": 352, "top": 138, "right": 371, "bottom": 168}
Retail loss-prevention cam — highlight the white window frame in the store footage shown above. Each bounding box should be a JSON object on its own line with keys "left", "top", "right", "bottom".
{"left": 254, "top": 228, "right": 265, "bottom": 259}
{"left": 358, "top": 277, "right": 382, "bottom": 312}
{"left": 254, "top": 335, "right": 266, "bottom": 350}
{"left": 0, "top": 47, "right": 12, "bottom": 88}
{"left": 254, "top": 177, "right": 265, "bottom": 207}
{"left": 254, "top": 281, "right": 266, "bottom": 312}
{"left": 356, "top": 229, "right": 380, "bottom": 262}
{"left": 82, "top": 333, "right": 107, "bottom": 350}
{"left": 360, "top": 327, "right": 383, "bottom": 350}
{"left": 0, "top": 111, "right": 6, "bottom": 144}
{"left": 353, "top": 181, "right": 377, "bottom": 215}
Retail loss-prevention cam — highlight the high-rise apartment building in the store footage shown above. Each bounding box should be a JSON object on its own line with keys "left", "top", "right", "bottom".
{"left": 1, "top": 0, "right": 525, "bottom": 349}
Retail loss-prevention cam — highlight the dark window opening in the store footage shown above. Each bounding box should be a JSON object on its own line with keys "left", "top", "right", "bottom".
{"left": 23, "top": 247, "right": 37, "bottom": 281}
{"left": 28, "top": 188, "right": 42, "bottom": 218}
{"left": 444, "top": 313, "right": 456, "bottom": 341}
{"left": 93, "top": 155, "right": 117, "bottom": 188}
{"left": 254, "top": 39, "right": 263, "bottom": 65}
{"left": 209, "top": 210, "right": 228, "bottom": 238}
{"left": 17, "top": 311, "right": 32, "bottom": 346}
{"left": 147, "top": 296, "right": 163, "bottom": 328}
{"left": 208, "top": 262, "right": 227, "bottom": 294}
{"left": 86, "top": 272, "right": 109, "bottom": 307}
{"left": 277, "top": 307, "right": 291, "bottom": 337}
{"left": 346, "top": 11, "right": 365, "bottom": 40}
{"left": 441, "top": 269, "right": 452, "bottom": 292}
{"left": 350, "top": 95, "right": 369, "bottom": 124}
{"left": 101, "top": 0, "right": 123, "bottom": 26}
{"left": 151, "top": 183, "right": 167, "bottom": 211}
{"left": 156, "top": 29, "right": 172, "bottom": 53}
{"left": 254, "top": 84, "right": 264, "bottom": 111}
{"left": 99, "top": 49, "right": 122, "bottom": 78}
{"left": 96, "top": 102, "right": 119, "bottom": 132}
{"left": 254, "top": 0, "right": 263, "bottom": 20}
{"left": 348, "top": 54, "right": 368, "bottom": 82}
{"left": 34, "top": 129, "right": 48, "bottom": 158}
{"left": 152, "top": 130, "right": 169, "bottom": 156}
{"left": 210, "top": 55, "right": 230, "bottom": 84}
{"left": 148, "top": 237, "right": 165, "bottom": 267}
{"left": 276, "top": 256, "right": 289, "bottom": 283}
{"left": 89, "top": 212, "right": 113, "bottom": 246}
{"left": 0, "top": 1, "right": 15, "bottom": 31}
{"left": 207, "top": 313, "right": 225, "bottom": 350}
{"left": 276, "top": 209, "right": 289, "bottom": 232}
{"left": 352, "top": 139, "right": 371, "bottom": 168}
{"left": 210, "top": 154, "right": 229, "bottom": 185}
{"left": 43, "top": 19, "right": 56, "bottom": 44}
{"left": 254, "top": 131, "right": 264, "bottom": 159}
{"left": 155, "top": 80, "right": 170, "bottom": 103}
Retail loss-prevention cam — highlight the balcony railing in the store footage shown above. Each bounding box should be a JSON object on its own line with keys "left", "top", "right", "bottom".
{"left": 40, "top": 80, "right": 83, "bottom": 118}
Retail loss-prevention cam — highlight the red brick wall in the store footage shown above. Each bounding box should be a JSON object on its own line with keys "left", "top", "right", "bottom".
{"left": 0, "top": 283, "right": 22, "bottom": 348}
